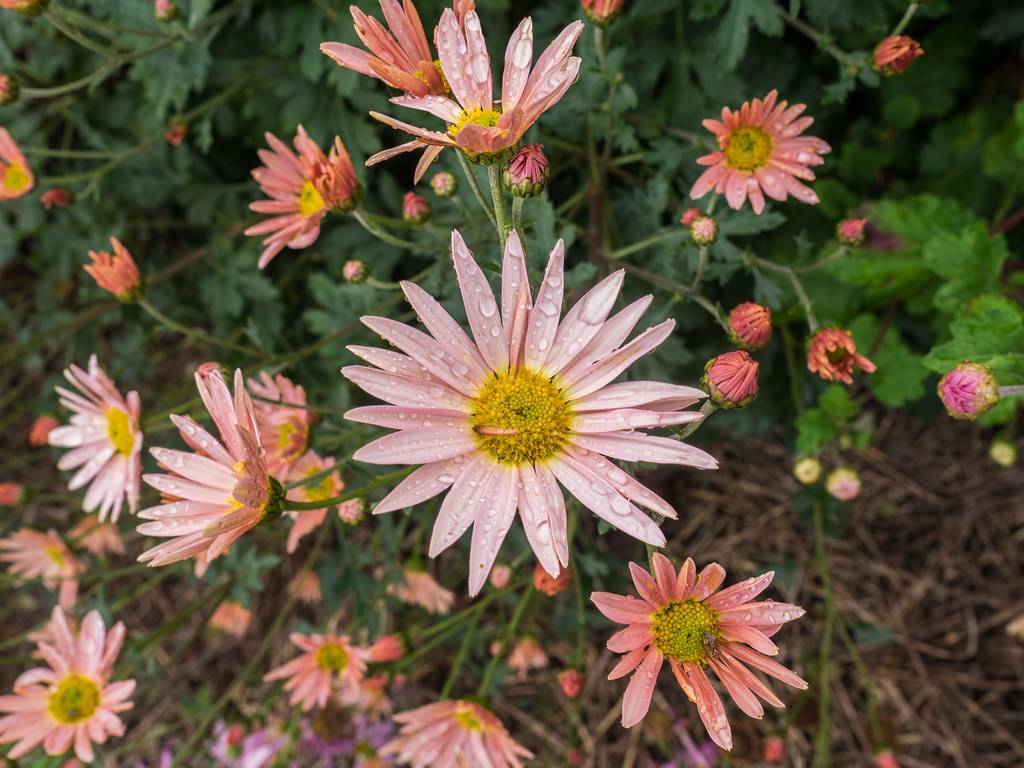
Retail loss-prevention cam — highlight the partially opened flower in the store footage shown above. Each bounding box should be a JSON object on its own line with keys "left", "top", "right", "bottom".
{"left": 366, "top": 12, "right": 583, "bottom": 180}
{"left": 136, "top": 367, "right": 280, "bottom": 567}
{"left": 388, "top": 568, "right": 455, "bottom": 614}
{"left": 209, "top": 601, "right": 252, "bottom": 637}
{"left": 534, "top": 563, "right": 570, "bottom": 596}
{"left": 48, "top": 356, "right": 142, "bottom": 523}
{"left": 84, "top": 238, "right": 142, "bottom": 301}
{"left": 284, "top": 450, "right": 345, "bottom": 553}
{"left": 806, "top": 328, "right": 876, "bottom": 384}
{"left": 68, "top": 516, "right": 125, "bottom": 557}
{"left": 0, "top": 607, "right": 134, "bottom": 762}
{"left": 508, "top": 637, "right": 548, "bottom": 679}
{"left": 0, "top": 127, "right": 33, "bottom": 200}
{"left": 248, "top": 372, "right": 312, "bottom": 477}
{"left": 40, "top": 187, "right": 71, "bottom": 209}
{"left": 727, "top": 303, "right": 771, "bottom": 350}
{"left": 581, "top": 0, "right": 624, "bottom": 26}
{"left": 289, "top": 571, "right": 322, "bottom": 604}
{"left": 591, "top": 554, "right": 807, "bottom": 750}
{"left": 381, "top": 700, "right": 532, "bottom": 767}
{"left": 873, "top": 36, "right": 923, "bottom": 75}
{"left": 345, "top": 230, "right": 715, "bottom": 595}
{"left": 690, "top": 90, "right": 830, "bottom": 214}
{"left": 0, "top": 529, "right": 83, "bottom": 608}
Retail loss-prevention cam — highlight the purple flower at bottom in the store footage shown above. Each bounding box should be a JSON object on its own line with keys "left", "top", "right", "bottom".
{"left": 209, "top": 721, "right": 286, "bottom": 768}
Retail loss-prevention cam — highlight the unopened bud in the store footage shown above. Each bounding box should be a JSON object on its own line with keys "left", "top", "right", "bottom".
{"left": 402, "top": 191, "right": 431, "bottom": 224}
{"left": 825, "top": 467, "right": 861, "bottom": 501}
{"left": 689, "top": 215, "right": 718, "bottom": 247}
{"left": 343, "top": 259, "right": 367, "bottom": 284}
{"left": 430, "top": 171, "right": 457, "bottom": 198}
{"left": 938, "top": 362, "right": 998, "bottom": 420}
{"left": 727, "top": 302, "right": 772, "bottom": 350}
{"left": 503, "top": 144, "right": 548, "bottom": 198}
{"left": 702, "top": 350, "right": 759, "bottom": 409}
{"left": 874, "top": 36, "right": 923, "bottom": 75}
{"left": 794, "top": 457, "right": 822, "bottom": 485}
{"left": 836, "top": 217, "right": 867, "bottom": 246}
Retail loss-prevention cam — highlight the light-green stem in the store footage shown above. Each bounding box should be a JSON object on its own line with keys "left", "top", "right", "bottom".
{"left": 488, "top": 165, "right": 511, "bottom": 242}
{"left": 456, "top": 152, "right": 497, "bottom": 227}
{"left": 353, "top": 208, "right": 430, "bottom": 252}
{"left": 477, "top": 587, "right": 532, "bottom": 697}
{"left": 138, "top": 298, "right": 260, "bottom": 356}
{"left": 283, "top": 467, "right": 415, "bottom": 510}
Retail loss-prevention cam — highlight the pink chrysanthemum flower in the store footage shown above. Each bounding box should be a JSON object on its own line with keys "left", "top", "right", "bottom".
{"left": 727, "top": 302, "right": 771, "bottom": 351}
{"left": 591, "top": 554, "right": 807, "bottom": 750}
{"left": 702, "top": 351, "right": 759, "bottom": 409}
{"left": 581, "top": 0, "right": 624, "bottom": 26}
{"left": 345, "top": 230, "right": 715, "bottom": 595}
{"left": 806, "top": 328, "right": 876, "bottom": 385}
{"left": 0, "top": 529, "right": 83, "bottom": 608}
{"left": 48, "top": 356, "right": 142, "bottom": 523}
{"left": 366, "top": 12, "right": 583, "bottom": 180}
{"left": 248, "top": 372, "right": 312, "bottom": 477}
{"left": 381, "top": 700, "right": 532, "bottom": 768}
{"left": 40, "top": 187, "right": 71, "bottom": 209}
{"left": 136, "top": 367, "right": 279, "bottom": 567}
{"left": 690, "top": 90, "right": 831, "bottom": 214}
{"left": 0, "top": 607, "right": 134, "bottom": 762}
{"left": 389, "top": 568, "right": 455, "bottom": 614}
{"left": 284, "top": 450, "right": 345, "bottom": 553}
{"left": 507, "top": 637, "right": 548, "bottom": 680}
{"left": 84, "top": 238, "right": 142, "bottom": 301}
{"left": 264, "top": 633, "right": 401, "bottom": 712}
{"left": 0, "top": 127, "right": 33, "bottom": 200}
{"left": 68, "top": 516, "right": 125, "bottom": 557}
{"left": 873, "top": 36, "right": 923, "bottom": 76}
{"left": 558, "top": 668, "right": 583, "bottom": 698}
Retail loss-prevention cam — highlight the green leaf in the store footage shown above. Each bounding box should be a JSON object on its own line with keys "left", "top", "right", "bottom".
{"left": 923, "top": 294, "right": 1024, "bottom": 374}
{"left": 923, "top": 224, "right": 1008, "bottom": 312}
{"left": 713, "top": 0, "right": 784, "bottom": 71}
{"left": 796, "top": 408, "right": 835, "bottom": 454}
{"left": 819, "top": 384, "right": 859, "bottom": 422}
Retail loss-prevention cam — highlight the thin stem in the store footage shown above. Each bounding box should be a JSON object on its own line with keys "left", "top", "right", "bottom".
{"left": 690, "top": 246, "right": 709, "bottom": 290}
{"left": 812, "top": 502, "right": 836, "bottom": 768}
{"left": 353, "top": 208, "right": 430, "bottom": 252}
{"left": 137, "top": 298, "right": 260, "bottom": 356}
{"left": 620, "top": 261, "right": 728, "bottom": 332}
{"left": 456, "top": 152, "right": 497, "bottom": 227}
{"left": 891, "top": 2, "right": 920, "bottom": 36}
{"left": 676, "top": 401, "right": 716, "bottom": 440}
{"left": 796, "top": 245, "right": 847, "bottom": 274}
{"left": 43, "top": 9, "right": 121, "bottom": 59}
{"left": 779, "top": 9, "right": 858, "bottom": 68}
{"left": 752, "top": 258, "right": 818, "bottom": 331}
{"left": 999, "top": 385, "right": 1024, "bottom": 397}
{"left": 608, "top": 230, "right": 686, "bottom": 260}
{"left": 780, "top": 324, "right": 806, "bottom": 417}
{"left": 440, "top": 611, "right": 480, "bottom": 699}
{"left": 488, "top": 165, "right": 510, "bottom": 242}
{"left": 477, "top": 587, "right": 532, "bottom": 698}
{"left": 511, "top": 197, "right": 525, "bottom": 235}
{"left": 283, "top": 467, "right": 414, "bottom": 511}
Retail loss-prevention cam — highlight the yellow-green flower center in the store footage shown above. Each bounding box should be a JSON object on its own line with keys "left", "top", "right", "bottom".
{"left": 453, "top": 702, "right": 486, "bottom": 732}
{"left": 298, "top": 180, "right": 325, "bottom": 218}
{"left": 47, "top": 674, "right": 101, "bottom": 724}
{"left": 315, "top": 642, "right": 349, "bottom": 673}
{"left": 471, "top": 369, "right": 572, "bottom": 465}
{"left": 2, "top": 162, "right": 29, "bottom": 192}
{"left": 651, "top": 599, "right": 720, "bottom": 663}
{"left": 44, "top": 545, "right": 65, "bottom": 566}
{"left": 723, "top": 126, "right": 773, "bottom": 173}
{"left": 106, "top": 407, "right": 135, "bottom": 457}
{"left": 448, "top": 107, "right": 502, "bottom": 139}
{"left": 302, "top": 466, "right": 335, "bottom": 503}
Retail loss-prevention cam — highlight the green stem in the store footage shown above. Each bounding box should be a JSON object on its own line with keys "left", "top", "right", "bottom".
{"left": 43, "top": 9, "right": 121, "bottom": 59}
{"left": 812, "top": 502, "right": 836, "bottom": 768}
{"left": 138, "top": 298, "right": 260, "bottom": 356}
{"left": 353, "top": 208, "right": 430, "bottom": 252}
{"left": 676, "top": 401, "right": 716, "bottom": 440}
{"left": 891, "top": 2, "right": 919, "bottom": 36}
{"left": 608, "top": 230, "right": 686, "bottom": 260}
{"left": 796, "top": 245, "right": 847, "bottom": 274}
{"left": 752, "top": 258, "right": 818, "bottom": 331}
{"left": 283, "top": 467, "right": 415, "bottom": 510}
{"left": 779, "top": 10, "right": 858, "bottom": 68}
{"left": 488, "top": 165, "right": 510, "bottom": 242}
{"left": 477, "top": 587, "right": 532, "bottom": 698}
{"left": 620, "top": 261, "right": 728, "bottom": 332}
{"left": 440, "top": 611, "right": 480, "bottom": 699}
{"left": 511, "top": 196, "right": 525, "bottom": 235}
{"left": 691, "top": 245, "right": 709, "bottom": 290}
{"left": 456, "top": 152, "right": 497, "bottom": 227}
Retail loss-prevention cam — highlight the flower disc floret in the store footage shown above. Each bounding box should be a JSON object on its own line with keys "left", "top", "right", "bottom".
{"left": 723, "top": 127, "right": 773, "bottom": 173}
{"left": 453, "top": 702, "right": 486, "bottom": 732}
{"left": 652, "top": 599, "right": 719, "bottom": 663}
{"left": 315, "top": 642, "right": 349, "bottom": 673}
{"left": 106, "top": 407, "right": 136, "bottom": 457}
{"left": 47, "top": 674, "right": 101, "bottom": 725}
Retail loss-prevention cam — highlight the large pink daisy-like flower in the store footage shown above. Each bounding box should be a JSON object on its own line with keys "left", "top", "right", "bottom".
{"left": 690, "top": 90, "right": 831, "bottom": 214}
{"left": 48, "top": 355, "right": 142, "bottom": 523}
{"left": 0, "top": 607, "right": 134, "bottom": 763}
{"left": 0, "top": 529, "right": 84, "bottom": 609}
{"left": 136, "top": 367, "right": 279, "bottom": 567}
{"left": 367, "top": 11, "right": 583, "bottom": 181}
{"left": 248, "top": 372, "right": 313, "bottom": 477}
{"left": 381, "top": 700, "right": 532, "bottom": 768}
{"left": 591, "top": 554, "right": 807, "bottom": 750}
{"left": 344, "top": 230, "right": 716, "bottom": 595}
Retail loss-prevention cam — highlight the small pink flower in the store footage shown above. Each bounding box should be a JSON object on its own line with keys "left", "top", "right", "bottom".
{"left": 68, "top": 516, "right": 124, "bottom": 557}
{"left": 381, "top": 700, "right": 533, "bottom": 767}
{"left": 0, "top": 529, "right": 83, "bottom": 608}
{"left": 248, "top": 372, "right": 312, "bottom": 478}
{"left": 154, "top": 0, "right": 177, "bottom": 22}
{"left": 937, "top": 362, "right": 999, "bottom": 420}
{"left": 763, "top": 735, "right": 785, "bottom": 763}
{"left": 163, "top": 120, "right": 187, "bottom": 146}
{"left": 284, "top": 450, "right": 345, "bottom": 553}
{"left": 727, "top": 302, "right": 771, "bottom": 350}
{"left": 558, "top": 669, "right": 583, "bottom": 698}
{"left": 825, "top": 467, "right": 860, "bottom": 501}
{"left": 836, "top": 217, "right": 867, "bottom": 246}
{"left": 507, "top": 637, "right": 548, "bottom": 679}
{"left": 0, "top": 607, "right": 134, "bottom": 763}
{"left": 591, "top": 554, "right": 807, "bottom": 749}
{"left": 402, "top": 191, "right": 431, "bottom": 224}
{"left": 874, "top": 749, "right": 900, "bottom": 768}
{"left": 874, "top": 36, "right": 923, "bottom": 75}
{"left": 680, "top": 208, "right": 702, "bottom": 228}
{"left": 581, "top": 0, "right": 623, "bottom": 26}
{"left": 489, "top": 563, "right": 512, "bottom": 588}
{"left": 0, "top": 72, "right": 18, "bottom": 105}
{"left": 343, "top": 259, "right": 367, "bottom": 283}
{"left": 534, "top": 563, "right": 571, "bottom": 596}
{"left": 41, "top": 187, "right": 71, "bottom": 209}
{"left": 690, "top": 90, "right": 830, "bottom": 214}
{"left": 288, "top": 571, "right": 321, "bottom": 604}
{"left": 29, "top": 415, "right": 59, "bottom": 446}
{"left": 430, "top": 171, "right": 457, "bottom": 197}
{"left": 209, "top": 601, "right": 252, "bottom": 637}
{"left": 389, "top": 568, "right": 455, "bottom": 614}
{"left": 338, "top": 498, "right": 365, "bottom": 524}
{"left": 689, "top": 215, "right": 718, "bottom": 246}
{"left": 806, "top": 328, "right": 876, "bottom": 385}
{"left": 0, "top": 481, "right": 24, "bottom": 505}
{"left": 503, "top": 143, "right": 549, "bottom": 197}
{"left": 702, "top": 350, "right": 759, "bottom": 409}
{"left": 0, "top": 127, "right": 34, "bottom": 200}
{"left": 84, "top": 238, "right": 142, "bottom": 300}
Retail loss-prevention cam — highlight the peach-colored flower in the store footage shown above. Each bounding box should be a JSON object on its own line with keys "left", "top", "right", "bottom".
{"left": 344, "top": 231, "right": 714, "bottom": 595}
{"left": 0, "top": 481, "right": 24, "bottom": 505}
{"left": 937, "top": 362, "right": 998, "bottom": 420}
{"left": 680, "top": 207, "right": 702, "bottom": 228}
{"left": 558, "top": 669, "right": 583, "bottom": 698}
{"left": 84, "top": 238, "right": 142, "bottom": 300}
{"left": 489, "top": 563, "right": 512, "bottom": 588}
{"left": 763, "top": 734, "right": 785, "bottom": 763}
{"left": 367, "top": 13, "right": 582, "bottom": 181}
{"left": 874, "top": 36, "right": 923, "bottom": 75}
{"left": 29, "top": 415, "right": 59, "bottom": 447}
{"left": 48, "top": 355, "right": 142, "bottom": 523}
{"left": 263, "top": 633, "right": 401, "bottom": 712}
{"left": 0, "top": 127, "right": 33, "bottom": 200}
{"left": 67, "top": 516, "right": 124, "bottom": 557}
{"left": 836, "top": 217, "right": 866, "bottom": 246}
{"left": 350, "top": 672, "right": 393, "bottom": 717}
{"left": 727, "top": 302, "right": 771, "bottom": 350}
{"left": 209, "top": 601, "right": 252, "bottom": 637}
{"left": 825, "top": 467, "right": 860, "bottom": 501}
{"left": 806, "top": 328, "right": 876, "bottom": 385}
{"left": 389, "top": 568, "right": 454, "bottom": 614}
{"left": 702, "top": 350, "right": 759, "bottom": 409}
{"left": 0, "top": 529, "right": 83, "bottom": 608}
{"left": 288, "top": 571, "right": 321, "bottom": 604}
{"left": 690, "top": 90, "right": 830, "bottom": 214}
{"left": 503, "top": 143, "right": 548, "bottom": 197}
{"left": 0, "top": 607, "right": 133, "bottom": 762}
{"left": 581, "top": 0, "right": 623, "bottom": 25}
{"left": 507, "top": 637, "right": 547, "bottom": 680}
{"left": 381, "top": 700, "right": 532, "bottom": 767}
{"left": 163, "top": 120, "right": 187, "bottom": 146}
{"left": 284, "top": 450, "right": 345, "bottom": 553}
{"left": 136, "top": 367, "right": 276, "bottom": 567}
{"left": 40, "top": 187, "right": 71, "bottom": 209}
{"left": 248, "top": 372, "right": 312, "bottom": 477}
{"left": 533, "top": 563, "right": 570, "bottom": 596}
{"left": 591, "top": 554, "right": 807, "bottom": 749}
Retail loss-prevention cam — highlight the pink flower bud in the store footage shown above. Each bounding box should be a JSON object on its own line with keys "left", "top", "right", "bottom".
{"left": 728, "top": 302, "right": 772, "bottom": 350}
{"left": 0, "top": 73, "right": 18, "bottom": 106}
{"left": 154, "top": 0, "right": 177, "bottom": 22}
{"left": 338, "top": 498, "right": 364, "bottom": 524}
{"left": 1, "top": 0, "right": 47, "bottom": 16}
{"left": 558, "top": 669, "right": 583, "bottom": 698}
{"left": 689, "top": 214, "right": 718, "bottom": 247}
{"left": 503, "top": 144, "right": 548, "bottom": 198}
{"left": 763, "top": 735, "right": 785, "bottom": 763}
{"left": 874, "top": 749, "right": 900, "bottom": 768}
{"left": 836, "top": 217, "right": 867, "bottom": 246}
{"left": 368, "top": 634, "right": 404, "bottom": 662}
{"left": 680, "top": 207, "right": 702, "bottom": 228}
{"left": 342, "top": 259, "right": 367, "bottom": 284}
{"left": 402, "top": 191, "right": 431, "bottom": 224}
{"left": 826, "top": 467, "right": 861, "bottom": 501}
{"left": 702, "top": 350, "right": 759, "bottom": 409}
{"left": 580, "top": 0, "right": 623, "bottom": 26}
{"left": 29, "top": 415, "right": 58, "bottom": 447}
{"left": 430, "top": 171, "right": 457, "bottom": 198}
{"left": 40, "top": 187, "right": 71, "bottom": 209}
{"left": 874, "top": 36, "right": 923, "bottom": 75}
{"left": 533, "top": 564, "right": 571, "bottom": 596}
{"left": 938, "top": 362, "right": 999, "bottom": 420}
{"left": 0, "top": 482, "right": 24, "bottom": 506}
{"left": 489, "top": 563, "right": 512, "bottom": 588}
{"left": 84, "top": 237, "right": 142, "bottom": 301}
{"left": 164, "top": 120, "right": 187, "bottom": 146}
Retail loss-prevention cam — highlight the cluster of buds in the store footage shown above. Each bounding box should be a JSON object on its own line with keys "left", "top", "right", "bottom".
{"left": 874, "top": 35, "right": 923, "bottom": 76}
{"left": 0, "top": 73, "right": 18, "bottom": 106}
{"left": 402, "top": 191, "right": 431, "bottom": 224}
{"left": 937, "top": 361, "right": 999, "bottom": 420}
{"left": 836, "top": 217, "right": 867, "bottom": 246}
{"left": 342, "top": 259, "right": 367, "bottom": 284}
{"left": 727, "top": 302, "right": 772, "bottom": 350}
{"left": 580, "top": 0, "right": 623, "bottom": 26}
{"left": 430, "top": 171, "right": 457, "bottom": 198}
{"left": 84, "top": 237, "right": 143, "bottom": 302}
{"left": 702, "top": 350, "right": 759, "bottom": 409}
{"left": 503, "top": 144, "right": 548, "bottom": 198}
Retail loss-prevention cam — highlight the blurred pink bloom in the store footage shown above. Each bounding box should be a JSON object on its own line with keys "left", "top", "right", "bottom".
{"left": 402, "top": 191, "right": 431, "bottom": 223}
{"left": 825, "top": 467, "right": 861, "bottom": 501}
{"left": 248, "top": 372, "right": 312, "bottom": 478}
{"left": 0, "top": 481, "right": 24, "bottom": 505}
{"left": 389, "top": 568, "right": 455, "bottom": 614}
{"left": 29, "top": 415, "right": 59, "bottom": 447}
{"left": 343, "top": 259, "right": 368, "bottom": 283}
{"left": 806, "top": 328, "right": 876, "bottom": 385}
{"left": 690, "top": 90, "right": 830, "bottom": 214}
{"left": 702, "top": 350, "right": 759, "bottom": 409}
{"left": 48, "top": 355, "right": 142, "bottom": 522}
{"left": 0, "top": 0, "right": 44, "bottom": 11}
{"left": 763, "top": 734, "right": 785, "bottom": 763}
{"left": 727, "top": 303, "right": 772, "bottom": 351}
{"left": 209, "top": 721, "right": 285, "bottom": 768}
{"left": 0, "top": 73, "right": 18, "bottom": 105}
{"left": 0, "top": 127, "right": 33, "bottom": 199}
{"left": 338, "top": 498, "right": 365, "bottom": 524}
{"left": 136, "top": 367, "right": 275, "bottom": 567}
{"left": 874, "top": 749, "right": 900, "bottom": 768}
{"left": 288, "top": 571, "right": 322, "bottom": 604}
{"left": 874, "top": 36, "right": 923, "bottom": 75}
{"left": 680, "top": 207, "right": 702, "bottom": 228}
{"left": 163, "top": 121, "right": 187, "bottom": 146}
{"left": 534, "top": 563, "right": 570, "bottom": 596}
{"left": 836, "top": 217, "right": 867, "bottom": 246}
{"left": 209, "top": 601, "right": 252, "bottom": 637}
{"left": 381, "top": 700, "right": 532, "bottom": 767}
{"left": 154, "top": 0, "right": 177, "bottom": 22}
{"left": 558, "top": 669, "right": 583, "bottom": 698}
{"left": 591, "top": 554, "right": 807, "bottom": 750}
{"left": 84, "top": 238, "right": 142, "bottom": 300}
{"left": 489, "top": 563, "right": 512, "bottom": 588}
{"left": 508, "top": 637, "right": 548, "bottom": 680}
{"left": 503, "top": 143, "right": 548, "bottom": 197}
{"left": 430, "top": 171, "right": 457, "bottom": 197}
{"left": 0, "top": 529, "right": 83, "bottom": 608}
{"left": 367, "top": 13, "right": 582, "bottom": 181}
{"left": 68, "top": 516, "right": 124, "bottom": 557}
{"left": 40, "top": 187, "right": 71, "bottom": 209}
{"left": 284, "top": 450, "right": 345, "bottom": 553}
{"left": 581, "top": 0, "right": 623, "bottom": 25}
{"left": 0, "top": 607, "right": 134, "bottom": 762}
{"left": 344, "top": 230, "right": 714, "bottom": 595}
{"left": 938, "top": 362, "right": 998, "bottom": 420}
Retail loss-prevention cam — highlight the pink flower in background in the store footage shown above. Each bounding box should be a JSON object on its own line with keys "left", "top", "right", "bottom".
{"left": 806, "top": 328, "right": 876, "bottom": 384}
{"left": 68, "top": 516, "right": 124, "bottom": 557}
{"left": 727, "top": 303, "right": 772, "bottom": 350}
{"left": 680, "top": 207, "right": 702, "bottom": 228}
{"left": 507, "top": 637, "right": 548, "bottom": 679}
{"left": 164, "top": 120, "right": 187, "bottom": 146}
{"left": 284, "top": 450, "right": 345, "bottom": 553}
{"left": 690, "top": 90, "right": 831, "bottom": 214}
{"left": 874, "top": 36, "right": 923, "bottom": 75}
{"left": 29, "top": 415, "right": 59, "bottom": 447}
{"left": 581, "top": 0, "right": 624, "bottom": 26}
{"left": 0, "top": 0, "right": 45, "bottom": 11}
{"left": 0, "top": 607, "right": 134, "bottom": 762}
{"left": 0, "top": 481, "right": 24, "bottom": 505}
{"left": 937, "top": 362, "right": 999, "bottom": 420}
{"left": 209, "top": 721, "right": 285, "bottom": 768}
{"left": 154, "top": 0, "right": 177, "bottom": 22}
{"left": 591, "top": 554, "right": 807, "bottom": 750}
{"left": 489, "top": 563, "right": 512, "bottom": 588}
{"left": 825, "top": 467, "right": 861, "bottom": 501}
{"left": 84, "top": 238, "right": 142, "bottom": 301}
{"left": 763, "top": 734, "right": 785, "bottom": 763}
{"left": 702, "top": 350, "right": 759, "bottom": 409}
{"left": 338, "top": 498, "right": 365, "bottom": 524}
{"left": 343, "top": 259, "right": 368, "bottom": 283}
{"left": 874, "top": 749, "right": 900, "bottom": 768}
{"left": 534, "top": 563, "right": 571, "bottom": 596}
{"left": 430, "top": 170, "right": 457, "bottom": 197}
{"left": 289, "top": 571, "right": 322, "bottom": 604}
{"left": 558, "top": 669, "right": 583, "bottom": 698}
{"left": 248, "top": 372, "right": 312, "bottom": 478}
{"left": 136, "top": 367, "right": 276, "bottom": 567}
{"left": 344, "top": 230, "right": 714, "bottom": 595}
{"left": 0, "top": 529, "right": 83, "bottom": 608}
{"left": 389, "top": 568, "right": 455, "bottom": 614}
{"left": 48, "top": 355, "right": 142, "bottom": 523}
{"left": 381, "top": 700, "right": 532, "bottom": 767}
{"left": 40, "top": 187, "right": 71, "bottom": 209}
{"left": 401, "top": 191, "right": 431, "bottom": 223}
{"left": 209, "top": 601, "right": 252, "bottom": 637}
{"left": 366, "top": 12, "right": 583, "bottom": 181}
{"left": 0, "top": 127, "right": 33, "bottom": 200}
{"left": 836, "top": 217, "right": 867, "bottom": 246}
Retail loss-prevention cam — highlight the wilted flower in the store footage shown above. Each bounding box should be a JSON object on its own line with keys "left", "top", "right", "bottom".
{"left": 343, "top": 259, "right": 368, "bottom": 283}
{"left": 389, "top": 568, "right": 455, "bottom": 614}
{"left": 592, "top": 554, "right": 807, "bottom": 749}
{"left": 836, "top": 217, "right": 867, "bottom": 246}
{"left": 289, "top": 571, "right": 322, "bottom": 604}
{"left": 344, "top": 230, "right": 713, "bottom": 595}
{"left": 874, "top": 36, "right": 923, "bottom": 75}
{"left": 0, "top": 127, "right": 34, "bottom": 200}
{"left": 248, "top": 372, "right": 311, "bottom": 478}
{"left": 430, "top": 170, "right": 457, "bottom": 197}
{"left": 209, "top": 601, "right": 252, "bottom": 637}
{"left": 402, "top": 191, "right": 431, "bottom": 224}
{"left": 727, "top": 302, "right": 771, "bottom": 350}
{"left": 0, "top": 481, "right": 24, "bottom": 505}
{"left": 806, "top": 328, "right": 876, "bottom": 385}
{"left": 0, "top": 529, "right": 83, "bottom": 608}
{"left": 154, "top": 0, "right": 176, "bottom": 22}
{"left": 937, "top": 362, "right": 998, "bottom": 420}
{"left": 874, "top": 749, "right": 900, "bottom": 768}
{"left": 581, "top": 0, "right": 623, "bottom": 26}
{"left": 690, "top": 90, "right": 830, "bottom": 214}
{"left": 41, "top": 187, "right": 71, "bottom": 209}
{"left": 507, "top": 637, "right": 548, "bottom": 679}
{"left": 534, "top": 563, "right": 571, "bottom": 596}
{"left": 0, "top": 607, "right": 133, "bottom": 763}
{"left": 29, "top": 415, "right": 58, "bottom": 446}
{"left": 680, "top": 208, "right": 702, "bottom": 228}
{"left": 284, "top": 451, "right": 345, "bottom": 553}
{"left": 825, "top": 467, "right": 860, "bottom": 501}
{"left": 503, "top": 143, "right": 548, "bottom": 197}
{"left": 989, "top": 437, "right": 1016, "bottom": 467}
{"left": 559, "top": 669, "right": 583, "bottom": 698}
{"left": 367, "top": 12, "right": 582, "bottom": 179}
{"left": 763, "top": 734, "right": 785, "bottom": 763}
{"left": 49, "top": 355, "right": 142, "bottom": 522}
{"left": 702, "top": 350, "right": 759, "bottom": 409}
{"left": 68, "top": 516, "right": 125, "bottom": 557}
{"left": 84, "top": 238, "right": 142, "bottom": 301}
{"left": 0, "top": 73, "right": 18, "bottom": 105}
{"left": 164, "top": 120, "right": 187, "bottom": 146}
{"left": 489, "top": 563, "right": 512, "bottom": 588}
{"left": 793, "top": 457, "right": 822, "bottom": 485}
{"left": 381, "top": 700, "right": 532, "bottom": 767}
{"left": 689, "top": 215, "right": 718, "bottom": 246}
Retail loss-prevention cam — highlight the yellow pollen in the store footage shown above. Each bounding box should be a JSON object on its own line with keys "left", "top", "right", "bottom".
{"left": 298, "top": 180, "right": 325, "bottom": 218}
{"left": 2, "top": 162, "right": 29, "bottom": 192}
{"left": 302, "top": 467, "right": 335, "bottom": 503}
{"left": 44, "top": 545, "right": 65, "bottom": 566}
{"left": 453, "top": 702, "right": 486, "bottom": 732}
{"left": 47, "top": 673, "right": 101, "bottom": 724}
{"left": 105, "top": 407, "right": 135, "bottom": 457}
{"left": 471, "top": 369, "right": 571, "bottom": 465}
{"left": 722, "top": 126, "right": 774, "bottom": 173}
{"left": 651, "top": 599, "right": 720, "bottom": 663}
{"left": 315, "top": 642, "right": 349, "bottom": 673}
{"left": 448, "top": 107, "right": 502, "bottom": 139}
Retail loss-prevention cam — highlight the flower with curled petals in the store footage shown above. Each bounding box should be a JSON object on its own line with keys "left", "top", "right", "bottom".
{"left": 344, "top": 229, "right": 716, "bottom": 595}
{"left": 68, "top": 516, "right": 124, "bottom": 558}
{"left": 366, "top": 11, "right": 583, "bottom": 180}
{"left": 84, "top": 237, "right": 142, "bottom": 301}
{"left": 0, "top": 607, "right": 134, "bottom": 763}
{"left": 690, "top": 90, "right": 830, "bottom": 214}
{"left": 806, "top": 328, "right": 875, "bottom": 385}
{"left": 0, "top": 529, "right": 83, "bottom": 609}
{"left": 591, "top": 554, "right": 807, "bottom": 750}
